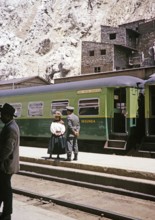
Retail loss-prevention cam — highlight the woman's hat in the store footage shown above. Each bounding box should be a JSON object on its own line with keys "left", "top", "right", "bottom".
{"left": 54, "top": 111, "right": 62, "bottom": 117}
{"left": 0, "top": 103, "right": 17, "bottom": 117}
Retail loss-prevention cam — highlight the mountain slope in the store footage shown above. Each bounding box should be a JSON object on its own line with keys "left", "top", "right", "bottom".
{"left": 0, "top": 0, "right": 154, "bottom": 81}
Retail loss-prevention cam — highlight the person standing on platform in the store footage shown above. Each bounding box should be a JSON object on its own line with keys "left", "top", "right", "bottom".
{"left": 48, "top": 111, "right": 66, "bottom": 159}
{"left": 66, "top": 106, "right": 80, "bottom": 161}
{"left": 0, "top": 103, "right": 20, "bottom": 220}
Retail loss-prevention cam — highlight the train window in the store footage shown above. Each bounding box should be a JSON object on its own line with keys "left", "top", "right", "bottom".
{"left": 51, "top": 100, "right": 69, "bottom": 115}
{"left": 79, "top": 98, "right": 99, "bottom": 115}
{"left": 28, "top": 102, "right": 44, "bottom": 117}
{"left": 10, "top": 103, "right": 22, "bottom": 117}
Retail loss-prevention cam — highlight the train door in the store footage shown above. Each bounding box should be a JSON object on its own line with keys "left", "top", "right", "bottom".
{"left": 105, "top": 87, "right": 127, "bottom": 150}
{"left": 113, "top": 88, "right": 126, "bottom": 133}
{"left": 148, "top": 85, "right": 155, "bottom": 135}
{"left": 139, "top": 85, "right": 155, "bottom": 152}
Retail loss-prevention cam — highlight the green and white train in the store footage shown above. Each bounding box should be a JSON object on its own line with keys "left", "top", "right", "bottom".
{"left": 0, "top": 75, "right": 144, "bottom": 153}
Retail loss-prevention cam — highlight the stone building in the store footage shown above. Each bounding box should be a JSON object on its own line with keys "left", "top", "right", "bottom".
{"left": 138, "top": 19, "right": 155, "bottom": 66}
{"left": 81, "top": 18, "right": 155, "bottom": 74}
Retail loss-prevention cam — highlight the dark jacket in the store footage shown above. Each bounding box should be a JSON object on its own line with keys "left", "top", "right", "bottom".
{"left": 0, "top": 120, "right": 20, "bottom": 174}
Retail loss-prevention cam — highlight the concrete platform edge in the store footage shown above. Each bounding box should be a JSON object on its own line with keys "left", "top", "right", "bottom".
{"left": 20, "top": 156, "right": 155, "bottom": 181}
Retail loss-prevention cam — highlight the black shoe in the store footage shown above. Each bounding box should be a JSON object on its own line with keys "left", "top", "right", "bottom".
{"left": 73, "top": 157, "right": 78, "bottom": 161}
{"left": 73, "top": 154, "right": 78, "bottom": 161}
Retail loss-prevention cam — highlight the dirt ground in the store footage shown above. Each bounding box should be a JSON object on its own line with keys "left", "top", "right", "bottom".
{"left": 12, "top": 174, "right": 155, "bottom": 220}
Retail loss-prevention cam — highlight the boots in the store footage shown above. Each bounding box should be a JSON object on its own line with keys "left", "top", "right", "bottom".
{"left": 73, "top": 154, "right": 78, "bottom": 161}
{"left": 66, "top": 153, "right": 71, "bottom": 161}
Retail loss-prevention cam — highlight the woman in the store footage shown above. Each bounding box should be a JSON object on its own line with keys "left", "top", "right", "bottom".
{"left": 48, "top": 111, "right": 66, "bottom": 159}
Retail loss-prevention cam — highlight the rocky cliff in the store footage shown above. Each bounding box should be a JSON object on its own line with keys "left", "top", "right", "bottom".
{"left": 0, "top": 0, "right": 155, "bottom": 81}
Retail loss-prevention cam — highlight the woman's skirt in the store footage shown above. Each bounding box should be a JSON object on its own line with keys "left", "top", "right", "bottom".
{"left": 48, "top": 135, "right": 66, "bottom": 155}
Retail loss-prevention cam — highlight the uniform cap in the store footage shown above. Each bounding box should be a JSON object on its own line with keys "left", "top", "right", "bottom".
{"left": 66, "top": 106, "right": 74, "bottom": 111}
{"left": 0, "top": 103, "right": 17, "bottom": 117}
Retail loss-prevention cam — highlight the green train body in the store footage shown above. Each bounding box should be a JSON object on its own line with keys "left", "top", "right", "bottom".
{"left": 0, "top": 76, "right": 144, "bottom": 152}
{"left": 139, "top": 76, "right": 155, "bottom": 152}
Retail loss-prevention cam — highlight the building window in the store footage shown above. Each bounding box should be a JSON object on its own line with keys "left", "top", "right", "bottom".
{"left": 79, "top": 98, "right": 99, "bottom": 115}
{"left": 89, "top": 50, "right": 94, "bottom": 56}
{"left": 94, "top": 67, "right": 101, "bottom": 72}
{"left": 51, "top": 100, "right": 69, "bottom": 116}
{"left": 101, "top": 49, "right": 106, "bottom": 55}
{"left": 28, "top": 101, "right": 44, "bottom": 117}
{"left": 109, "top": 33, "right": 116, "bottom": 40}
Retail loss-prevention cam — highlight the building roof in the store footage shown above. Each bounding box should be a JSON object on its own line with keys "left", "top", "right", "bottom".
{"left": 145, "top": 76, "right": 155, "bottom": 85}
{"left": 114, "top": 44, "right": 137, "bottom": 51}
{"left": 0, "top": 76, "right": 50, "bottom": 85}
{"left": 126, "top": 28, "right": 140, "bottom": 36}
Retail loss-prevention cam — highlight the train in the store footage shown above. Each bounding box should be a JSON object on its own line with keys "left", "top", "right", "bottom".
{"left": 139, "top": 75, "right": 155, "bottom": 153}
{"left": 0, "top": 75, "right": 150, "bottom": 154}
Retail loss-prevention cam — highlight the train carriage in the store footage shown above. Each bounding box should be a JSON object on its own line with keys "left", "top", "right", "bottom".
{"left": 139, "top": 76, "right": 155, "bottom": 153}
{"left": 0, "top": 76, "right": 143, "bottom": 153}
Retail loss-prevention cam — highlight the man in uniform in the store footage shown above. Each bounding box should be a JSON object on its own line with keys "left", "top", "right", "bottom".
{"left": 0, "top": 103, "right": 20, "bottom": 220}
{"left": 66, "top": 106, "right": 80, "bottom": 161}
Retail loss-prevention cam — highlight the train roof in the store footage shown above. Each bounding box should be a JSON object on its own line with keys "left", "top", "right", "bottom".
{"left": 144, "top": 76, "right": 155, "bottom": 85}
{"left": 0, "top": 76, "right": 144, "bottom": 97}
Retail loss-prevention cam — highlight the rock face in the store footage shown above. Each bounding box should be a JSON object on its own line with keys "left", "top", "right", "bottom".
{"left": 0, "top": 0, "right": 155, "bottom": 81}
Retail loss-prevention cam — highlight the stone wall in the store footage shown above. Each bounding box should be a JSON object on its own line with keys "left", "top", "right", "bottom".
{"left": 81, "top": 18, "right": 155, "bottom": 75}
{"left": 101, "top": 25, "right": 139, "bottom": 49}
{"left": 114, "top": 45, "right": 131, "bottom": 70}
{"left": 81, "top": 41, "right": 114, "bottom": 74}
{"left": 101, "top": 26, "right": 126, "bottom": 46}
{"left": 55, "top": 67, "right": 155, "bottom": 84}
{"left": 138, "top": 20, "right": 155, "bottom": 63}
{"left": 119, "top": 19, "right": 144, "bottom": 32}
{"left": 126, "top": 29, "right": 139, "bottom": 49}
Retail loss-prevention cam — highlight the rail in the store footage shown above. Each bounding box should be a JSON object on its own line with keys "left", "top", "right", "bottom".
{"left": 13, "top": 187, "right": 141, "bottom": 220}
{"left": 18, "top": 171, "right": 155, "bottom": 202}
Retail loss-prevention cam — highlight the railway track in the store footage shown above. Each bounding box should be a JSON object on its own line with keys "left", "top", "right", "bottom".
{"left": 12, "top": 171, "right": 155, "bottom": 220}
{"left": 18, "top": 170, "right": 155, "bottom": 202}
{"left": 13, "top": 187, "right": 140, "bottom": 220}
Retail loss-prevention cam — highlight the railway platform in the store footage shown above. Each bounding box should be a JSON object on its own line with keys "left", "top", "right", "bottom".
{"left": 7, "top": 146, "right": 155, "bottom": 220}
{"left": 19, "top": 146, "right": 155, "bottom": 181}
